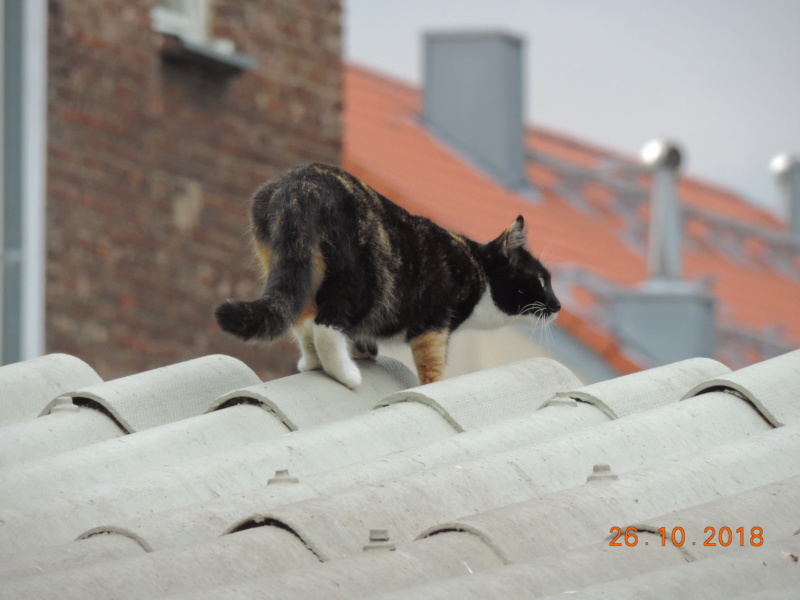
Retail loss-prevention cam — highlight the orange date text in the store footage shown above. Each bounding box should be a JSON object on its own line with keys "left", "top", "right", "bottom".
{"left": 609, "top": 526, "right": 764, "bottom": 547}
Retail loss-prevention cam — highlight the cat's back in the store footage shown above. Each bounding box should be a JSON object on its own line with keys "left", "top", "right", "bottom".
{"left": 251, "top": 163, "right": 393, "bottom": 227}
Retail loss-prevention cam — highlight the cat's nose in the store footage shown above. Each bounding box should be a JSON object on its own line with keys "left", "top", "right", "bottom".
{"left": 550, "top": 299, "right": 561, "bottom": 313}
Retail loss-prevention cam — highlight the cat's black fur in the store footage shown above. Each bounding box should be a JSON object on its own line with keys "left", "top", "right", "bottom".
{"left": 216, "top": 163, "right": 560, "bottom": 386}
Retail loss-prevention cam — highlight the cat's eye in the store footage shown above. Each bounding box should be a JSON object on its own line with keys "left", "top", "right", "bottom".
{"left": 538, "top": 276, "right": 546, "bottom": 288}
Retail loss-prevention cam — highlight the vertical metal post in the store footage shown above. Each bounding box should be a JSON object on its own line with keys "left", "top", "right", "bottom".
{"left": 770, "top": 153, "right": 800, "bottom": 239}
{"left": 2, "top": 0, "right": 24, "bottom": 364}
{"left": 0, "top": 0, "right": 5, "bottom": 363}
{"left": 640, "top": 139, "right": 684, "bottom": 282}
{"left": 21, "top": 0, "right": 47, "bottom": 361}
{"left": 1, "top": 0, "right": 47, "bottom": 364}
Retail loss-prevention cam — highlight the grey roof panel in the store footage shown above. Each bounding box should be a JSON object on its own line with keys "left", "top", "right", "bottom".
{"left": 87, "top": 402, "right": 610, "bottom": 554}
{"left": 0, "top": 533, "right": 145, "bottom": 583}
{"left": 167, "top": 527, "right": 507, "bottom": 600}
{"left": 735, "top": 586, "right": 800, "bottom": 600}
{"left": 377, "top": 358, "right": 581, "bottom": 431}
{"left": 209, "top": 356, "right": 417, "bottom": 430}
{"left": 0, "top": 354, "right": 102, "bottom": 427}
{"left": 358, "top": 474, "right": 800, "bottom": 600}
{"left": 0, "top": 358, "right": 416, "bottom": 506}
{"left": 532, "top": 533, "right": 800, "bottom": 600}
{"left": 0, "top": 404, "right": 288, "bottom": 507}
{"left": 631, "top": 474, "right": 800, "bottom": 561}
{"left": 44, "top": 355, "right": 261, "bottom": 433}
{"left": 364, "top": 537, "right": 687, "bottom": 600}
{"left": 0, "top": 402, "right": 454, "bottom": 556}
{"left": 420, "top": 424, "right": 800, "bottom": 564}
{"left": 0, "top": 350, "right": 798, "bottom": 598}
{"left": 553, "top": 356, "right": 730, "bottom": 418}
{"left": 684, "top": 348, "right": 800, "bottom": 426}
{"left": 150, "top": 426, "right": 799, "bottom": 600}
{"left": 0, "top": 527, "right": 320, "bottom": 600}
{"left": 194, "top": 391, "right": 773, "bottom": 563}
{"left": 0, "top": 404, "right": 122, "bottom": 467}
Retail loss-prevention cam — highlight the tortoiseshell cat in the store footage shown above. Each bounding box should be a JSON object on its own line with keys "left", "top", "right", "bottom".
{"left": 216, "top": 163, "right": 560, "bottom": 387}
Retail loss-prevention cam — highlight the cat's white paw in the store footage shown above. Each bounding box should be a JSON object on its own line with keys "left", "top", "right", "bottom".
{"left": 297, "top": 353, "right": 322, "bottom": 372}
{"left": 313, "top": 324, "right": 363, "bottom": 388}
{"left": 293, "top": 320, "right": 322, "bottom": 372}
{"left": 330, "top": 361, "right": 362, "bottom": 389}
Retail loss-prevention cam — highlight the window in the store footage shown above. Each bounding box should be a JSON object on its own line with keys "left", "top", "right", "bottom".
{"left": 151, "top": 0, "right": 241, "bottom": 58}
{"left": 151, "top": 0, "right": 210, "bottom": 45}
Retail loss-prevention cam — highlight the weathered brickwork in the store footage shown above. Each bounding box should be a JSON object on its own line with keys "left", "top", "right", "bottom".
{"left": 46, "top": 0, "right": 342, "bottom": 379}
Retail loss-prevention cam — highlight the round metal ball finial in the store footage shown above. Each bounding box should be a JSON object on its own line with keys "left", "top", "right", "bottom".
{"left": 769, "top": 153, "right": 800, "bottom": 178}
{"left": 641, "top": 139, "right": 683, "bottom": 170}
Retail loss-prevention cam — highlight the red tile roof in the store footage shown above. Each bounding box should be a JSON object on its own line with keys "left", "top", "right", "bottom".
{"left": 343, "top": 65, "right": 800, "bottom": 372}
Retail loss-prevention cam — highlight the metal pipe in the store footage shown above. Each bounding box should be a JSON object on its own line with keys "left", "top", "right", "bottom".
{"left": 770, "top": 153, "right": 800, "bottom": 239}
{"left": 640, "top": 139, "right": 684, "bottom": 282}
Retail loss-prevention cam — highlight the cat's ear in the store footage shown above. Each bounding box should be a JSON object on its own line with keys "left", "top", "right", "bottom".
{"left": 494, "top": 215, "right": 527, "bottom": 255}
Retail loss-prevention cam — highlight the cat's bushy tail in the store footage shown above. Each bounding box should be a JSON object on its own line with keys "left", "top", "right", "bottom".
{"left": 214, "top": 294, "right": 295, "bottom": 341}
{"left": 215, "top": 180, "right": 317, "bottom": 341}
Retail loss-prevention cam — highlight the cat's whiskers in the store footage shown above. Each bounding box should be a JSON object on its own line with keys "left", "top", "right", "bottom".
{"left": 546, "top": 311, "right": 557, "bottom": 346}
{"left": 521, "top": 302, "right": 557, "bottom": 348}
{"left": 511, "top": 302, "right": 539, "bottom": 326}
{"left": 543, "top": 313, "right": 554, "bottom": 347}
{"left": 528, "top": 311, "right": 541, "bottom": 344}
{"left": 518, "top": 301, "right": 548, "bottom": 346}
{"left": 519, "top": 302, "right": 544, "bottom": 315}
{"left": 537, "top": 307, "right": 549, "bottom": 346}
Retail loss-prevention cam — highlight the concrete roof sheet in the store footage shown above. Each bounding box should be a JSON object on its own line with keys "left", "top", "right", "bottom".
{"left": 0, "top": 350, "right": 798, "bottom": 597}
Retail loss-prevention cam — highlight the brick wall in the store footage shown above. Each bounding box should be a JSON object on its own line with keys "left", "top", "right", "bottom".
{"left": 46, "top": 0, "right": 342, "bottom": 379}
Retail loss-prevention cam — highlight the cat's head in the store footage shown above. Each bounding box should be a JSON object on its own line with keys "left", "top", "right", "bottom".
{"left": 484, "top": 215, "right": 561, "bottom": 324}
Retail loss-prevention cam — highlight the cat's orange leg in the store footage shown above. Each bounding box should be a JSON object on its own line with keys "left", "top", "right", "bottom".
{"left": 409, "top": 330, "right": 449, "bottom": 385}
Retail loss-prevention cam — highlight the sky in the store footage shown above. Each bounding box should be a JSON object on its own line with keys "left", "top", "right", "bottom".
{"left": 344, "top": 0, "right": 800, "bottom": 215}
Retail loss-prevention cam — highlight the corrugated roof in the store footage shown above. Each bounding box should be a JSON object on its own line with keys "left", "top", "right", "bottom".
{"left": 342, "top": 65, "right": 800, "bottom": 372}
{"left": 0, "top": 349, "right": 798, "bottom": 598}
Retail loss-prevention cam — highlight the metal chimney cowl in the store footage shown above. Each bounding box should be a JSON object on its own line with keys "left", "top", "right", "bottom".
{"left": 770, "top": 153, "right": 800, "bottom": 239}
{"left": 422, "top": 31, "right": 536, "bottom": 196}
{"left": 611, "top": 139, "right": 717, "bottom": 367}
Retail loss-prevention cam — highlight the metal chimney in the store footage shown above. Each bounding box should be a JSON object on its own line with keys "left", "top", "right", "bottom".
{"left": 422, "top": 31, "right": 534, "bottom": 195}
{"left": 610, "top": 139, "right": 716, "bottom": 366}
{"left": 769, "top": 153, "right": 800, "bottom": 239}
{"left": 641, "top": 139, "right": 683, "bottom": 282}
